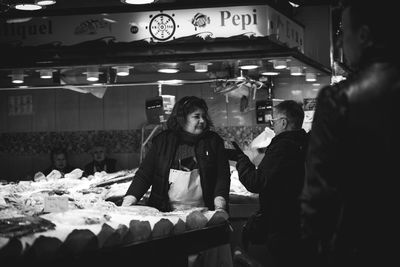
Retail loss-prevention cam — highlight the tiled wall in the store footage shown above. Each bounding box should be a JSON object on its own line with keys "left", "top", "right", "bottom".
{"left": 0, "top": 126, "right": 266, "bottom": 155}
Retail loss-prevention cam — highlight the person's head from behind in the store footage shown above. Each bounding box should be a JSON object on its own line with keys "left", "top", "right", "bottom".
{"left": 167, "top": 96, "right": 213, "bottom": 135}
{"left": 50, "top": 147, "right": 68, "bottom": 171}
{"left": 272, "top": 100, "right": 304, "bottom": 135}
{"left": 339, "top": 0, "right": 398, "bottom": 71}
{"left": 91, "top": 143, "right": 106, "bottom": 163}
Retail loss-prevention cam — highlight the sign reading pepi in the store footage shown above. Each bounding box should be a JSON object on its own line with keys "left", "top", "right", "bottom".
{"left": 0, "top": 5, "right": 304, "bottom": 52}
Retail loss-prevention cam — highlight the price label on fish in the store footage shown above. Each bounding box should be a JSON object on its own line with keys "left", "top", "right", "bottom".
{"left": 44, "top": 196, "right": 69, "bottom": 213}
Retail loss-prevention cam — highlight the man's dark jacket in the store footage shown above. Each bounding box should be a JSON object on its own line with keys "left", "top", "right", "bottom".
{"left": 302, "top": 51, "right": 400, "bottom": 265}
{"left": 237, "top": 129, "right": 308, "bottom": 236}
{"left": 125, "top": 129, "right": 231, "bottom": 212}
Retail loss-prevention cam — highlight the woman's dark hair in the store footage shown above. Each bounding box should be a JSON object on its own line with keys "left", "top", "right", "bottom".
{"left": 166, "top": 96, "right": 213, "bottom": 131}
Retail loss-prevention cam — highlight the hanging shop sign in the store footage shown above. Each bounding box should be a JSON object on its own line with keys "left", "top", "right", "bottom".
{"left": 0, "top": 5, "right": 304, "bottom": 52}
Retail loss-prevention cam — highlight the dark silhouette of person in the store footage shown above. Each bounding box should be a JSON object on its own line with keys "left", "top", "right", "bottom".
{"left": 301, "top": 1, "right": 400, "bottom": 266}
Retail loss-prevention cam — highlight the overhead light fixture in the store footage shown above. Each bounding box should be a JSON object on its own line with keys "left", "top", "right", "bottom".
{"left": 305, "top": 72, "right": 317, "bottom": 82}
{"left": 261, "top": 71, "right": 279, "bottom": 76}
{"left": 121, "top": 0, "right": 155, "bottom": 5}
{"left": 239, "top": 60, "right": 261, "bottom": 70}
{"left": 272, "top": 59, "right": 288, "bottom": 70}
{"left": 259, "top": 61, "right": 280, "bottom": 76}
{"left": 288, "top": 1, "right": 300, "bottom": 8}
{"left": 260, "top": 66, "right": 280, "bottom": 76}
{"left": 8, "top": 70, "right": 27, "bottom": 84}
{"left": 83, "top": 67, "right": 102, "bottom": 82}
{"left": 190, "top": 62, "right": 211, "bottom": 73}
{"left": 239, "top": 65, "right": 259, "bottom": 70}
{"left": 158, "top": 68, "right": 179, "bottom": 74}
{"left": 37, "top": 69, "right": 56, "bottom": 79}
{"left": 35, "top": 0, "right": 56, "bottom": 6}
{"left": 112, "top": 66, "right": 133, "bottom": 76}
{"left": 158, "top": 63, "right": 179, "bottom": 74}
{"left": 6, "top": 17, "right": 33, "bottom": 23}
{"left": 14, "top": 1, "right": 43, "bottom": 11}
{"left": 290, "top": 66, "right": 303, "bottom": 76}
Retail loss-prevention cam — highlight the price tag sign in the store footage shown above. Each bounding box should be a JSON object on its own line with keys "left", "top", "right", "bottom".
{"left": 44, "top": 196, "right": 69, "bottom": 213}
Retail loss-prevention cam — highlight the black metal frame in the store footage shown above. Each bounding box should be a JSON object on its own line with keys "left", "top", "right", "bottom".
{"left": 3, "top": 221, "right": 232, "bottom": 267}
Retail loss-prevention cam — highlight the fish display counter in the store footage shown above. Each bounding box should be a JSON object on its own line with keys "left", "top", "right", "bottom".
{"left": 0, "top": 167, "right": 256, "bottom": 266}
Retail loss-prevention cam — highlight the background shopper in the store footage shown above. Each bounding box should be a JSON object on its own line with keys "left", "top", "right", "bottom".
{"left": 235, "top": 100, "right": 308, "bottom": 267}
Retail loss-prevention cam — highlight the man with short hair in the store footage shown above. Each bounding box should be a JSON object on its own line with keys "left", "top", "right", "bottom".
{"left": 235, "top": 100, "right": 308, "bottom": 267}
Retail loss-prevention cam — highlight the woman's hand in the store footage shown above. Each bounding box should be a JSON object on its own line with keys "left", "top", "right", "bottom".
{"left": 121, "top": 195, "right": 137, "bottom": 207}
{"left": 214, "top": 196, "right": 226, "bottom": 211}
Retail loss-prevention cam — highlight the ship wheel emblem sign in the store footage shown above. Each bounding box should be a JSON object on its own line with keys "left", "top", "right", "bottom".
{"left": 149, "top": 13, "right": 176, "bottom": 41}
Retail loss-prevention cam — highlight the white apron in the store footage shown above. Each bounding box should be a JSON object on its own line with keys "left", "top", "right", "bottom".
{"left": 168, "top": 169, "right": 233, "bottom": 267}
{"left": 168, "top": 168, "right": 204, "bottom": 210}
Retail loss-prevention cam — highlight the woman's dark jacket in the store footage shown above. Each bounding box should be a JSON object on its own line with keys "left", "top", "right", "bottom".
{"left": 302, "top": 50, "right": 400, "bottom": 263}
{"left": 125, "top": 129, "right": 231, "bottom": 212}
{"left": 236, "top": 129, "right": 308, "bottom": 236}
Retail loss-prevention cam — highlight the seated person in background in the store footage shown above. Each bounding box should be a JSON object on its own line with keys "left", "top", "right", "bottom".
{"left": 43, "top": 147, "right": 75, "bottom": 177}
{"left": 83, "top": 143, "right": 117, "bottom": 177}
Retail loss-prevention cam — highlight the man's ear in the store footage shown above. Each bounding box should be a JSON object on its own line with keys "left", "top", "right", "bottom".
{"left": 359, "top": 25, "right": 373, "bottom": 47}
{"left": 282, "top": 118, "right": 288, "bottom": 129}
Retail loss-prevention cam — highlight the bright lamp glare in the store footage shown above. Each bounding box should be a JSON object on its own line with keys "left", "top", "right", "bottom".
{"left": 121, "top": 0, "right": 155, "bottom": 4}
{"left": 36, "top": 0, "right": 56, "bottom": 5}
{"left": 114, "top": 66, "right": 133, "bottom": 76}
{"left": 290, "top": 66, "right": 303, "bottom": 76}
{"left": 15, "top": 4, "right": 42, "bottom": 11}
{"left": 158, "top": 68, "right": 179, "bottom": 74}
{"left": 39, "top": 69, "right": 53, "bottom": 79}
{"left": 305, "top": 72, "right": 317, "bottom": 82}
{"left": 87, "top": 74, "right": 99, "bottom": 82}
{"left": 240, "top": 65, "right": 259, "bottom": 70}
{"left": 273, "top": 60, "right": 287, "bottom": 69}
{"left": 12, "top": 79, "right": 24, "bottom": 84}
{"left": 261, "top": 71, "right": 279, "bottom": 76}
{"left": 9, "top": 71, "right": 26, "bottom": 84}
{"left": 191, "top": 63, "right": 210, "bottom": 73}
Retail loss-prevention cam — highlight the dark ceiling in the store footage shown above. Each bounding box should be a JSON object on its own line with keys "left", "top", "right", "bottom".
{"left": 1, "top": 0, "right": 337, "bottom": 17}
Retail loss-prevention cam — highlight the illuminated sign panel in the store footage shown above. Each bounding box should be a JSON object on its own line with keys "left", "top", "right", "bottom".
{"left": 0, "top": 5, "right": 304, "bottom": 52}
